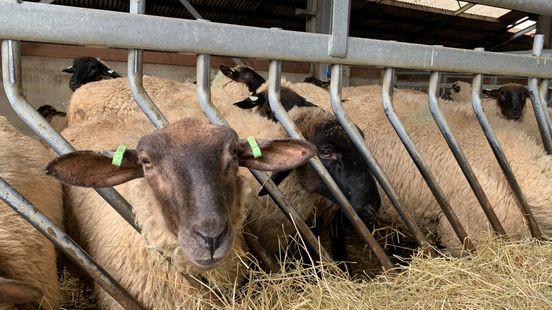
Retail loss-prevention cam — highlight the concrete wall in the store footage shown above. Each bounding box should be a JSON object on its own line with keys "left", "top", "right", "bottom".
{"left": 0, "top": 56, "right": 306, "bottom": 137}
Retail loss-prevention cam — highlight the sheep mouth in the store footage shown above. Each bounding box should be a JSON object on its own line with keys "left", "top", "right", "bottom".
{"left": 190, "top": 256, "right": 225, "bottom": 269}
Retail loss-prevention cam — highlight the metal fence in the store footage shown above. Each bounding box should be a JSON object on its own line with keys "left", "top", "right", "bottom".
{"left": 0, "top": 0, "right": 551, "bottom": 308}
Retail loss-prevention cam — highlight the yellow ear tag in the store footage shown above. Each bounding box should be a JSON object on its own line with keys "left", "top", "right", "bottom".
{"left": 111, "top": 145, "right": 127, "bottom": 167}
{"left": 246, "top": 136, "right": 262, "bottom": 158}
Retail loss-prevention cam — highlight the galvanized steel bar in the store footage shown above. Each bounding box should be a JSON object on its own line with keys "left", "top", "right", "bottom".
{"left": 0, "top": 177, "right": 144, "bottom": 310}
{"left": 1, "top": 2, "right": 552, "bottom": 78}
{"left": 467, "top": 0, "right": 552, "bottom": 16}
{"left": 328, "top": 0, "right": 350, "bottom": 57}
{"left": 427, "top": 71, "right": 506, "bottom": 235}
{"left": 196, "top": 54, "right": 333, "bottom": 263}
{"left": 471, "top": 70, "right": 542, "bottom": 239}
{"left": 329, "top": 64, "right": 433, "bottom": 254}
{"left": 527, "top": 35, "right": 552, "bottom": 154}
{"left": 268, "top": 60, "right": 395, "bottom": 271}
{"left": 381, "top": 68, "right": 475, "bottom": 252}
{"left": 128, "top": 0, "right": 169, "bottom": 129}
{"left": 1, "top": 40, "right": 140, "bottom": 232}
{"left": 538, "top": 79, "right": 552, "bottom": 135}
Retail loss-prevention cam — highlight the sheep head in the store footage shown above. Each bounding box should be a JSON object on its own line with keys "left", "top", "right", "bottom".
{"left": 63, "top": 57, "right": 121, "bottom": 91}
{"left": 219, "top": 65, "right": 266, "bottom": 93}
{"left": 484, "top": 83, "right": 529, "bottom": 120}
{"left": 45, "top": 118, "right": 316, "bottom": 270}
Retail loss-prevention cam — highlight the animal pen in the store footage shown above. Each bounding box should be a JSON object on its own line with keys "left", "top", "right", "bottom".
{"left": 0, "top": 0, "right": 552, "bottom": 308}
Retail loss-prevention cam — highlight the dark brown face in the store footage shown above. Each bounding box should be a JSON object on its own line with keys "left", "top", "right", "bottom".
{"left": 496, "top": 84, "right": 528, "bottom": 120}
{"left": 137, "top": 120, "right": 240, "bottom": 268}
{"left": 219, "top": 65, "right": 266, "bottom": 93}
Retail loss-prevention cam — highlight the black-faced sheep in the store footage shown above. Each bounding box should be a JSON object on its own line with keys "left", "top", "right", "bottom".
{"left": 48, "top": 116, "right": 316, "bottom": 309}
{"left": 0, "top": 117, "right": 64, "bottom": 309}
{"left": 219, "top": 65, "right": 266, "bottom": 94}
{"left": 36, "top": 104, "right": 67, "bottom": 132}
{"left": 63, "top": 56, "right": 121, "bottom": 91}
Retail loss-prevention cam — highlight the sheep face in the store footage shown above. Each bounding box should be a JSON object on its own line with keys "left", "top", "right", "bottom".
{"left": 219, "top": 65, "right": 266, "bottom": 93}
{"left": 495, "top": 84, "right": 528, "bottom": 120}
{"left": 298, "top": 115, "right": 381, "bottom": 221}
{"left": 45, "top": 118, "right": 316, "bottom": 270}
{"left": 62, "top": 57, "right": 121, "bottom": 91}
{"left": 36, "top": 105, "right": 66, "bottom": 123}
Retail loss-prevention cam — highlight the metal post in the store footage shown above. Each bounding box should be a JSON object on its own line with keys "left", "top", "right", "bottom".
{"left": 471, "top": 62, "right": 542, "bottom": 239}
{"left": 196, "top": 54, "right": 334, "bottom": 263}
{"left": 381, "top": 68, "right": 475, "bottom": 252}
{"left": 1, "top": 40, "right": 139, "bottom": 232}
{"left": 128, "top": 0, "right": 169, "bottom": 129}
{"left": 0, "top": 177, "right": 144, "bottom": 310}
{"left": 329, "top": 64, "right": 433, "bottom": 255}
{"left": 527, "top": 35, "right": 552, "bottom": 154}
{"left": 538, "top": 79, "right": 552, "bottom": 135}
{"left": 268, "top": 60, "right": 395, "bottom": 271}
{"left": 427, "top": 71, "right": 506, "bottom": 235}
{"left": 328, "top": 0, "right": 350, "bottom": 58}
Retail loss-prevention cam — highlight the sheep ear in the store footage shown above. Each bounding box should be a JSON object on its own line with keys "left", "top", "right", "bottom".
{"left": 0, "top": 277, "right": 42, "bottom": 304}
{"left": 483, "top": 88, "right": 498, "bottom": 98}
{"left": 103, "top": 68, "right": 121, "bottom": 78}
{"left": 219, "top": 65, "right": 236, "bottom": 80}
{"left": 258, "top": 170, "right": 292, "bottom": 196}
{"left": 62, "top": 65, "right": 74, "bottom": 73}
{"left": 233, "top": 95, "right": 262, "bottom": 109}
{"left": 45, "top": 149, "right": 143, "bottom": 188}
{"left": 238, "top": 138, "right": 316, "bottom": 171}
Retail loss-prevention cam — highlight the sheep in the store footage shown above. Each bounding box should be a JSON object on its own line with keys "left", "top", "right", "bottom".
{"left": 37, "top": 104, "right": 67, "bottom": 132}
{"left": 47, "top": 115, "right": 316, "bottom": 309}
{"left": 303, "top": 76, "right": 330, "bottom": 89}
{"left": 0, "top": 117, "right": 63, "bottom": 309}
{"left": 63, "top": 56, "right": 121, "bottom": 91}
{"left": 219, "top": 65, "right": 266, "bottom": 94}
{"left": 340, "top": 89, "right": 552, "bottom": 255}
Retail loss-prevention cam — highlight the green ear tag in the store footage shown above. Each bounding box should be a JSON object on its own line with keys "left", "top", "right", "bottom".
{"left": 111, "top": 145, "right": 127, "bottom": 167}
{"left": 247, "top": 136, "right": 262, "bottom": 158}
{"left": 107, "top": 69, "right": 115, "bottom": 74}
{"left": 249, "top": 95, "right": 258, "bottom": 101}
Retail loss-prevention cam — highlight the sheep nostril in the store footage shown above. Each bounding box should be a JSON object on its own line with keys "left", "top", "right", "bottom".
{"left": 195, "top": 224, "right": 228, "bottom": 257}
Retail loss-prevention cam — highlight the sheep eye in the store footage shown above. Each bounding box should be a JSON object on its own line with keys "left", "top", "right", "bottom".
{"left": 319, "top": 148, "right": 335, "bottom": 159}
{"left": 141, "top": 158, "right": 152, "bottom": 166}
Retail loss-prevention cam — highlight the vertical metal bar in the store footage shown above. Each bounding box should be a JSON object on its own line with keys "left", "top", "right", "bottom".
{"left": 381, "top": 68, "right": 475, "bottom": 252}
{"left": 328, "top": 0, "right": 350, "bottom": 58}
{"left": 329, "top": 64, "right": 433, "bottom": 254}
{"left": 471, "top": 70, "right": 543, "bottom": 239}
{"left": 1, "top": 40, "right": 139, "bottom": 232}
{"left": 527, "top": 34, "right": 552, "bottom": 154}
{"left": 427, "top": 71, "right": 506, "bottom": 236}
{"left": 538, "top": 79, "right": 552, "bottom": 135}
{"left": 128, "top": 0, "right": 169, "bottom": 129}
{"left": 268, "top": 60, "right": 395, "bottom": 271}
{"left": 196, "top": 54, "right": 334, "bottom": 262}
{"left": 0, "top": 177, "right": 144, "bottom": 310}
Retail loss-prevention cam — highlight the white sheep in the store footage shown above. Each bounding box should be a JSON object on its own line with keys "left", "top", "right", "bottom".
{"left": 0, "top": 117, "right": 63, "bottom": 309}
{"left": 48, "top": 113, "right": 316, "bottom": 309}
{"left": 340, "top": 90, "right": 552, "bottom": 255}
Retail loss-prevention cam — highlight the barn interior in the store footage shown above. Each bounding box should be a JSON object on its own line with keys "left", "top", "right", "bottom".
{"left": 1, "top": 0, "right": 550, "bottom": 134}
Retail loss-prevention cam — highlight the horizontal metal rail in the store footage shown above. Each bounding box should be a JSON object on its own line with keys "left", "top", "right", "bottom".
{"left": 427, "top": 71, "right": 507, "bottom": 236}
{"left": 1, "top": 2, "right": 552, "bottom": 78}
{"left": 1, "top": 40, "right": 139, "bottom": 232}
{"left": 382, "top": 68, "right": 475, "bottom": 252}
{"left": 471, "top": 70, "right": 542, "bottom": 239}
{"left": 268, "top": 60, "right": 395, "bottom": 272}
{"left": 527, "top": 35, "right": 552, "bottom": 154}
{"left": 329, "top": 64, "right": 434, "bottom": 255}
{"left": 196, "top": 54, "right": 334, "bottom": 263}
{"left": 0, "top": 177, "right": 144, "bottom": 310}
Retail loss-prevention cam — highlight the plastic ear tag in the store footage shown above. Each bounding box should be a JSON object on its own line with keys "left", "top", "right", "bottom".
{"left": 107, "top": 69, "right": 115, "bottom": 74}
{"left": 111, "top": 145, "right": 127, "bottom": 167}
{"left": 249, "top": 95, "right": 258, "bottom": 101}
{"left": 246, "top": 136, "right": 262, "bottom": 158}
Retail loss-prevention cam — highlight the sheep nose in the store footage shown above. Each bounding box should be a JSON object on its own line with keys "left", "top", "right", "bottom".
{"left": 195, "top": 224, "right": 228, "bottom": 257}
